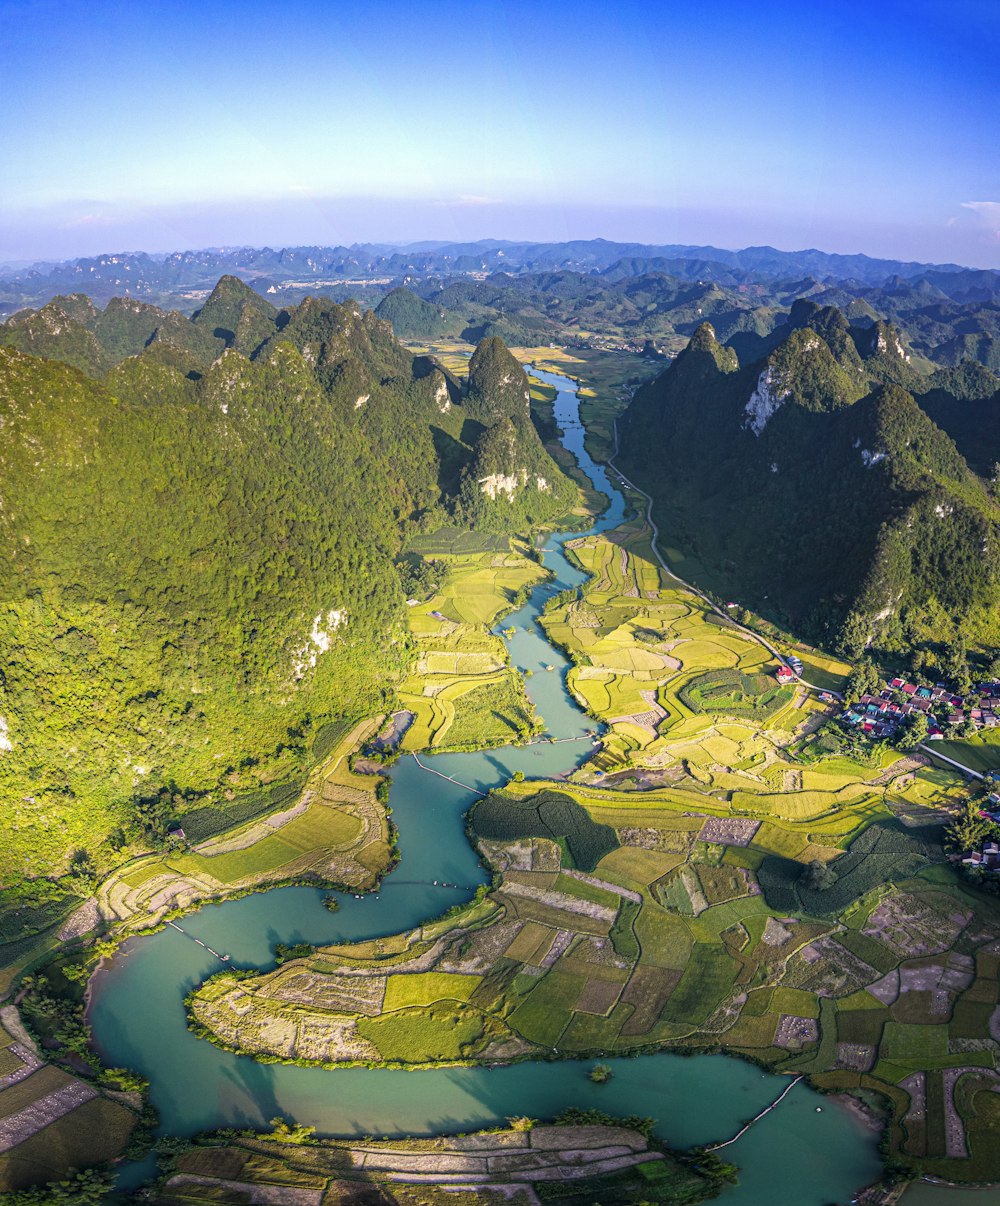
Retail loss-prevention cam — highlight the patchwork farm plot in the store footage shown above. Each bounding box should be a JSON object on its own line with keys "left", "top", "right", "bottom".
{"left": 541, "top": 526, "right": 816, "bottom": 776}
{"left": 0, "top": 1007, "right": 138, "bottom": 1193}
{"left": 185, "top": 516, "right": 997, "bottom": 1184}
{"left": 97, "top": 718, "right": 393, "bottom": 933}
{"left": 188, "top": 752, "right": 1000, "bottom": 1182}
{"left": 151, "top": 1121, "right": 722, "bottom": 1206}
{"left": 397, "top": 538, "right": 548, "bottom": 750}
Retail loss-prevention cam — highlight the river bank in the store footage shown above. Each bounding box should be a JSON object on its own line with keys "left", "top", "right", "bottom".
{"left": 80, "top": 366, "right": 890, "bottom": 1205}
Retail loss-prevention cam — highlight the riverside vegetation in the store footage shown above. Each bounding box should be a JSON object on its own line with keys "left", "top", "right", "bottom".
{"left": 187, "top": 521, "right": 1000, "bottom": 1187}
{"left": 0, "top": 281, "right": 579, "bottom": 962}
{"left": 1, "top": 275, "right": 1000, "bottom": 1198}
{"left": 0, "top": 288, "right": 588, "bottom": 1194}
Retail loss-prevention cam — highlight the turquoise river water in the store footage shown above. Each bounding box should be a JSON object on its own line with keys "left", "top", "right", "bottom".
{"left": 89, "top": 368, "right": 887, "bottom": 1203}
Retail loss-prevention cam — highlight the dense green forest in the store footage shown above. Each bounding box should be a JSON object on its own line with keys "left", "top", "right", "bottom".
{"left": 619, "top": 304, "right": 1000, "bottom": 661}
{"left": 0, "top": 281, "right": 579, "bottom": 885}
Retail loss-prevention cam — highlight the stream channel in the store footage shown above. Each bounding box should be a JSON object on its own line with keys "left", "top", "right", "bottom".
{"left": 89, "top": 368, "right": 884, "bottom": 1203}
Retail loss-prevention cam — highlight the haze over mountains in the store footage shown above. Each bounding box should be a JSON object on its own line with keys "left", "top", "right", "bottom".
{"left": 5, "top": 232, "right": 1000, "bottom": 694}
{"left": 3, "top": 237, "right": 998, "bottom": 304}
{"left": 5, "top": 239, "right": 997, "bottom": 374}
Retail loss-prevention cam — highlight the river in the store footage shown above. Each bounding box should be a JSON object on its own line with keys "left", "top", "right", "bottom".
{"left": 89, "top": 367, "right": 883, "bottom": 1203}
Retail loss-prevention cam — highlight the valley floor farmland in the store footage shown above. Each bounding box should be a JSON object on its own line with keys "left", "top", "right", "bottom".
{"left": 187, "top": 507, "right": 994, "bottom": 1185}
{"left": 0, "top": 359, "right": 966, "bottom": 1204}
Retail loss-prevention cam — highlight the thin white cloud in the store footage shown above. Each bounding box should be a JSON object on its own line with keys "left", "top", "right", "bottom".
{"left": 961, "top": 201, "right": 1000, "bottom": 225}
{"left": 960, "top": 202, "right": 1000, "bottom": 245}
{"left": 62, "top": 213, "right": 113, "bottom": 230}
{"left": 431, "top": 194, "right": 502, "bottom": 208}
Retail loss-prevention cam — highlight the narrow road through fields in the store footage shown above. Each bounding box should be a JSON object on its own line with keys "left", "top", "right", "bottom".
{"left": 918, "top": 744, "right": 985, "bottom": 780}
{"left": 606, "top": 423, "right": 843, "bottom": 701}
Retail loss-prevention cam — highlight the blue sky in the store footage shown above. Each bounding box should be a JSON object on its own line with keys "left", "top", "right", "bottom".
{"left": 1, "top": 0, "right": 998, "bottom": 265}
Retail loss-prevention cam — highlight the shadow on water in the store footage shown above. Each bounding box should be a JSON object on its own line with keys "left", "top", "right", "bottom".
{"left": 92, "top": 368, "right": 883, "bottom": 1205}
{"left": 218, "top": 1055, "right": 282, "bottom": 1131}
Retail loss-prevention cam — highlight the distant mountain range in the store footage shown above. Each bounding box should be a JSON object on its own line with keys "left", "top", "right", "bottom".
{"left": 2, "top": 238, "right": 998, "bottom": 315}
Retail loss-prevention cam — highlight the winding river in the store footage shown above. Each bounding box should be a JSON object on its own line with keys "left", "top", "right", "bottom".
{"left": 89, "top": 368, "right": 883, "bottom": 1203}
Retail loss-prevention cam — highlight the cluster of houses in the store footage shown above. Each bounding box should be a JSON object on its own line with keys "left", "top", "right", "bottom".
{"left": 842, "top": 677, "right": 953, "bottom": 740}
{"left": 962, "top": 840, "right": 1000, "bottom": 871}
{"left": 841, "top": 677, "right": 1000, "bottom": 740}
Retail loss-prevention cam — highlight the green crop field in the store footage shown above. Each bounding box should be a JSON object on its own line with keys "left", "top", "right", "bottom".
{"left": 183, "top": 501, "right": 999, "bottom": 1187}
{"left": 0, "top": 1096, "right": 137, "bottom": 1193}
{"left": 383, "top": 972, "right": 482, "bottom": 1011}
{"left": 357, "top": 1003, "right": 488, "bottom": 1062}
{"left": 507, "top": 969, "right": 583, "bottom": 1045}
{"left": 406, "top": 527, "right": 512, "bottom": 555}
{"left": 471, "top": 788, "right": 620, "bottom": 871}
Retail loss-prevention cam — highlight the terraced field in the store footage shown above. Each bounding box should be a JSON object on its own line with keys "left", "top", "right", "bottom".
{"left": 397, "top": 541, "right": 547, "bottom": 750}
{"left": 188, "top": 749, "right": 994, "bottom": 1182}
{"left": 97, "top": 719, "right": 392, "bottom": 934}
{"left": 182, "top": 513, "right": 996, "bottom": 1185}
{"left": 152, "top": 1121, "right": 721, "bottom": 1206}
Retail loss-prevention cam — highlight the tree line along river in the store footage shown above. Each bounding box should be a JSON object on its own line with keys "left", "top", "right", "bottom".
{"left": 90, "top": 367, "right": 888, "bottom": 1204}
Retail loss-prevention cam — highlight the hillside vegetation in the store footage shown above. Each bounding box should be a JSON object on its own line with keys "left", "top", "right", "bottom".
{"left": 0, "top": 281, "right": 580, "bottom": 887}
{"left": 619, "top": 305, "right": 1000, "bottom": 659}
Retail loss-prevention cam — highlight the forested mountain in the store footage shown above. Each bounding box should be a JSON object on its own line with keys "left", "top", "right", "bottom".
{"left": 619, "top": 308, "right": 1000, "bottom": 659}
{"left": 373, "top": 287, "right": 457, "bottom": 340}
{"left": 0, "top": 281, "right": 578, "bottom": 881}
{"left": 2, "top": 239, "right": 988, "bottom": 312}
{"left": 5, "top": 242, "right": 999, "bottom": 379}
{"left": 373, "top": 272, "right": 1000, "bottom": 372}
{"left": 457, "top": 337, "right": 576, "bottom": 528}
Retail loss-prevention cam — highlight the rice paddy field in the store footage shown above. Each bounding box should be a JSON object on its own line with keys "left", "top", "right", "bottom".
{"left": 96, "top": 718, "right": 393, "bottom": 933}
{"left": 397, "top": 539, "right": 548, "bottom": 751}
{"left": 191, "top": 757, "right": 1000, "bottom": 1183}
{"left": 0, "top": 1011, "right": 139, "bottom": 1192}
{"left": 190, "top": 506, "right": 1000, "bottom": 1183}
{"left": 538, "top": 524, "right": 841, "bottom": 783}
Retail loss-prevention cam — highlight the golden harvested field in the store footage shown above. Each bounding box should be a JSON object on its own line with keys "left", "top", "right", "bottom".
{"left": 399, "top": 545, "right": 547, "bottom": 750}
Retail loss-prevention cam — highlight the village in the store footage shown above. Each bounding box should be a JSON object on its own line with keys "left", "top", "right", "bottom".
{"left": 838, "top": 675, "right": 1000, "bottom": 742}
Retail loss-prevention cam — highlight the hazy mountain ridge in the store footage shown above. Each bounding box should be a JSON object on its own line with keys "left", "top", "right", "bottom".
{"left": 5, "top": 242, "right": 999, "bottom": 377}
{"left": 3, "top": 238, "right": 995, "bottom": 311}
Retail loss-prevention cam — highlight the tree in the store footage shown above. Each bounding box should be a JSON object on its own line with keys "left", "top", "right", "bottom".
{"left": 944, "top": 800, "right": 996, "bottom": 854}
{"left": 839, "top": 613, "right": 870, "bottom": 660}
{"left": 897, "top": 711, "right": 929, "bottom": 751}
{"left": 3, "top": 1168, "right": 116, "bottom": 1204}
{"left": 800, "top": 859, "right": 838, "bottom": 891}
{"left": 589, "top": 1063, "right": 613, "bottom": 1083}
{"left": 946, "top": 639, "right": 971, "bottom": 693}
{"left": 268, "top": 1116, "right": 316, "bottom": 1144}
{"left": 845, "top": 659, "right": 880, "bottom": 704}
